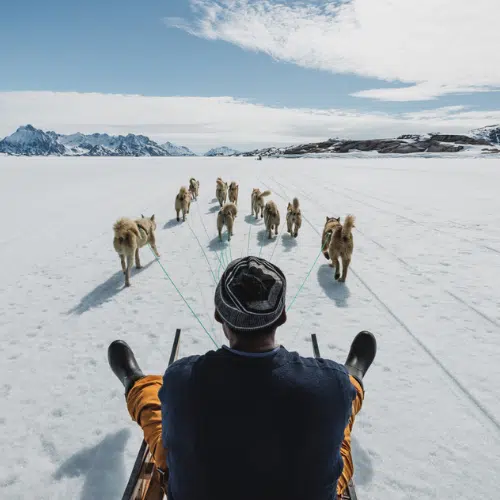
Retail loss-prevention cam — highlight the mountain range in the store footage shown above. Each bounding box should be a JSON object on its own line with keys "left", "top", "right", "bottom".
{"left": 1, "top": 124, "right": 499, "bottom": 158}
{"left": 0, "top": 125, "right": 240, "bottom": 157}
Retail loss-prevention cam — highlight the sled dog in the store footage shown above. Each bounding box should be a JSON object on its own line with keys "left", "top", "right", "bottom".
{"left": 189, "top": 178, "right": 200, "bottom": 200}
{"left": 113, "top": 215, "right": 159, "bottom": 287}
{"left": 264, "top": 200, "right": 280, "bottom": 239}
{"left": 286, "top": 197, "right": 302, "bottom": 238}
{"left": 251, "top": 188, "right": 271, "bottom": 218}
{"left": 175, "top": 186, "right": 191, "bottom": 222}
{"left": 228, "top": 181, "right": 239, "bottom": 205}
{"left": 217, "top": 202, "right": 238, "bottom": 241}
{"left": 327, "top": 215, "right": 355, "bottom": 283}
{"left": 322, "top": 216, "right": 341, "bottom": 259}
{"left": 216, "top": 178, "right": 228, "bottom": 206}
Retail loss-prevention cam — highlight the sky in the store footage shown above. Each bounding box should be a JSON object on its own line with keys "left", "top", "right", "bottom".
{"left": 1, "top": 0, "right": 499, "bottom": 153}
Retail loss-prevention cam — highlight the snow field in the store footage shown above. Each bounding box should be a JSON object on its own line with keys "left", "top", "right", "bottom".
{"left": 0, "top": 156, "right": 499, "bottom": 499}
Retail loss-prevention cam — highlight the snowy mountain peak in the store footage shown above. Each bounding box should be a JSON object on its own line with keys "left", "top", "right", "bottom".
{"left": 204, "top": 146, "right": 239, "bottom": 157}
{"left": 0, "top": 124, "right": 66, "bottom": 155}
{"left": 0, "top": 126, "right": 199, "bottom": 157}
{"left": 161, "top": 142, "right": 196, "bottom": 156}
{"left": 469, "top": 124, "right": 500, "bottom": 144}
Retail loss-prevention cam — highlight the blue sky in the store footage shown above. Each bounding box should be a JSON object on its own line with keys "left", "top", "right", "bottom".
{"left": 1, "top": 0, "right": 499, "bottom": 151}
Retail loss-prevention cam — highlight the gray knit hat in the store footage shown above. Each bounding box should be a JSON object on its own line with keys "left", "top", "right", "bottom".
{"left": 215, "top": 256, "right": 286, "bottom": 332}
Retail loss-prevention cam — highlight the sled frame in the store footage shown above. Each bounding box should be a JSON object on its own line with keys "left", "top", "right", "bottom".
{"left": 121, "top": 328, "right": 181, "bottom": 500}
{"left": 311, "top": 333, "right": 358, "bottom": 500}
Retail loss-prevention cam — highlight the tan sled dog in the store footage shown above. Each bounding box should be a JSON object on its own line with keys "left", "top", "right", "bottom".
{"left": 264, "top": 200, "right": 280, "bottom": 239}
{"left": 216, "top": 178, "right": 228, "bottom": 206}
{"left": 286, "top": 197, "right": 302, "bottom": 238}
{"left": 228, "top": 181, "right": 239, "bottom": 205}
{"left": 327, "top": 214, "right": 355, "bottom": 282}
{"left": 175, "top": 186, "right": 191, "bottom": 222}
{"left": 113, "top": 215, "right": 159, "bottom": 287}
{"left": 322, "top": 216, "right": 341, "bottom": 259}
{"left": 217, "top": 202, "right": 238, "bottom": 241}
{"left": 251, "top": 188, "right": 272, "bottom": 218}
{"left": 189, "top": 178, "right": 200, "bottom": 200}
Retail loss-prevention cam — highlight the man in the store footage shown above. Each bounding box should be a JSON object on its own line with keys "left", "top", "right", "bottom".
{"left": 109, "top": 256, "right": 376, "bottom": 500}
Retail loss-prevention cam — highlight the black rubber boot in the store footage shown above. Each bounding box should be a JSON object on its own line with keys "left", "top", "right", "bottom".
{"left": 344, "top": 331, "right": 377, "bottom": 390}
{"left": 108, "top": 340, "right": 145, "bottom": 396}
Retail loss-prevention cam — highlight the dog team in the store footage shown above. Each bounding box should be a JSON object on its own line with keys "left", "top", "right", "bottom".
{"left": 112, "top": 176, "right": 355, "bottom": 286}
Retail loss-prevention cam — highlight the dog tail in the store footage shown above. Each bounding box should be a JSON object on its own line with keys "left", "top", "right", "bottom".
{"left": 259, "top": 190, "right": 271, "bottom": 199}
{"left": 292, "top": 197, "right": 299, "bottom": 210}
{"left": 342, "top": 214, "right": 356, "bottom": 239}
{"left": 216, "top": 178, "right": 225, "bottom": 187}
{"left": 113, "top": 218, "right": 139, "bottom": 245}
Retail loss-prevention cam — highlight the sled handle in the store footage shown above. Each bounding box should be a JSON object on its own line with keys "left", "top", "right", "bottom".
{"left": 311, "top": 333, "right": 320, "bottom": 358}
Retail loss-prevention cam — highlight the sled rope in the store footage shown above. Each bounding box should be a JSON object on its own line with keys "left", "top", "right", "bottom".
{"left": 186, "top": 219, "right": 218, "bottom": 286}
{"left": 241, "top": 230, "right": 247, "bottom": 259}
{"left": 182, "top": 240, "right": 218, "bottom": 339}
{"left": 258, "top": 239, "right": 264, "bottom": 258}
{"left": 148, "top": 245, "right": 219, "bottom": 348}
{"left": 217, "top": 254, "right": 223, "bottom": 281}
{"left": 195, "top": 201, "right": 224, "bottom": 268}
{"left": 268, "top": 219, "right": 287, "bottom": 263}
{"left": 287, "top": 238, "right": 328, "bottom": 312}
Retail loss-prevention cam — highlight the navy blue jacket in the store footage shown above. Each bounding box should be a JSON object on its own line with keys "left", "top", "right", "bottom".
{"left": 158, "top": 345, "right": 356, "bottom": 500}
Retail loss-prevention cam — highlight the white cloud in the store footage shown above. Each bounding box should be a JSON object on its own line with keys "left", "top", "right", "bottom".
{"left": 0, "top": 91, "right": 499, "bottom": 152}
{"left": 165, "top": 0, "right": 500, "bottom": 101}
{"left": 351, "top": 84, "right": 500, "bottom": 102}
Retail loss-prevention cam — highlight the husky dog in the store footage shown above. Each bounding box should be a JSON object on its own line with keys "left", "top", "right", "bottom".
{"left": 327, "top": 215, "right": 355, "bottom": 282}
{"left": 322, "top": 216, "right": 341, "bottom": 259}
{"left": 189, "top": 178, "right": 200, "bottom": 200}
{"left": 217, "top": 202, "right": 238, "bottom": 241}
{"left": 264, "top": 200, "right": 280, "bottom": 239}
{"left": 175, "top": 186, "right": 191, "bottom": 222}
{"left": 228, "top": 181, "right": 239, "bottom": 205}
{"left": 286, "top": 197, "right": 302, "bottom": 238}
{"left": 216, "top": 178, "right": 228, "bottom": 206}
{"left": 113, "top": 215, "right": 159, "bottom": 287}
{"left": 251, "top": 188, "right": 272, "bottom": 218}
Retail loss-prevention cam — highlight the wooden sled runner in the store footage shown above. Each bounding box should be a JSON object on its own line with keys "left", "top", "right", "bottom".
{"left": 121, "top": 328, "right": 181, "bottom": 500}
{"left": 122, "top": 331, "right": 358, "bottom": 500}
{"left": 311, "top": 334, "right": 358, "bottom": 500}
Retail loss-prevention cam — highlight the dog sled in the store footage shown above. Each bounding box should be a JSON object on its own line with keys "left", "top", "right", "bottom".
{"left": 121, "top": 331, "right": 358, "bottom": 500}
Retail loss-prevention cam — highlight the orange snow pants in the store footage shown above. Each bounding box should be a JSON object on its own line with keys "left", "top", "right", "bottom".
{"left": 126, "top": 374, "right": 365, "bottom": 497}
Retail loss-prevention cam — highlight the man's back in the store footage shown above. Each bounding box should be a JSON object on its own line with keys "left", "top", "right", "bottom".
{"left": 159, "top": 345, "right": 357, "bottom": 500}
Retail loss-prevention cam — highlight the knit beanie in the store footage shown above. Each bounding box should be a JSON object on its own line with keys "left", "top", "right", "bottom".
{"left": 214, "top": 256, "right": 286, "bottom": 332}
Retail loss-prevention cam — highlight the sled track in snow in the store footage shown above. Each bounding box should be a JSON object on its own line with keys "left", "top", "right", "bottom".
{"left": 338, "top": 186, "right": 500, "bottom": 256}
{"left": 309, "top": 177, "right": 500, "bottom": 256}
{"left": 261, "top": 176, "right": 500, "bottom": 434}
{"left": 271, "top": 177, "right": 500, "bottom": 331}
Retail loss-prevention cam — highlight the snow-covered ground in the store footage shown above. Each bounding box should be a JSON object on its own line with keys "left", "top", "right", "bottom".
{"left": 1, "top": 156, "right": 500, "bottom": 499}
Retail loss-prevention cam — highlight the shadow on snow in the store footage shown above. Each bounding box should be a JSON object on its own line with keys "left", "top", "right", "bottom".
{"left": 316, "top": 264, "right": 350, "bottom": 307}
{"left": 67, "top": 260, "right": 155, "bottom": 315}
{"left": 53, "top": 429, "right": 131, "bottom": 500}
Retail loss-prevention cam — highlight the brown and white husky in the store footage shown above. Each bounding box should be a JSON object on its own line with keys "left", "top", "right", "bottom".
{"left": 112, "top": 215, "right": 159, "bottom": 287}
{"left": 327, "top": 215, "right": 355, "bottom": 282}
{"left": 264, "top": 200, "right": 280, "bottom": 239}
{"left": 175, "top": 186, "right": 191, "bottom": 222}
{"left": 286, "top": 197, "right": 302, "bottom": 238}
{"left": 251, "top": 188, "right": 271, "bottom": 218}
{"left": 217, "top": 202, "right": 238, "bottom": 241}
